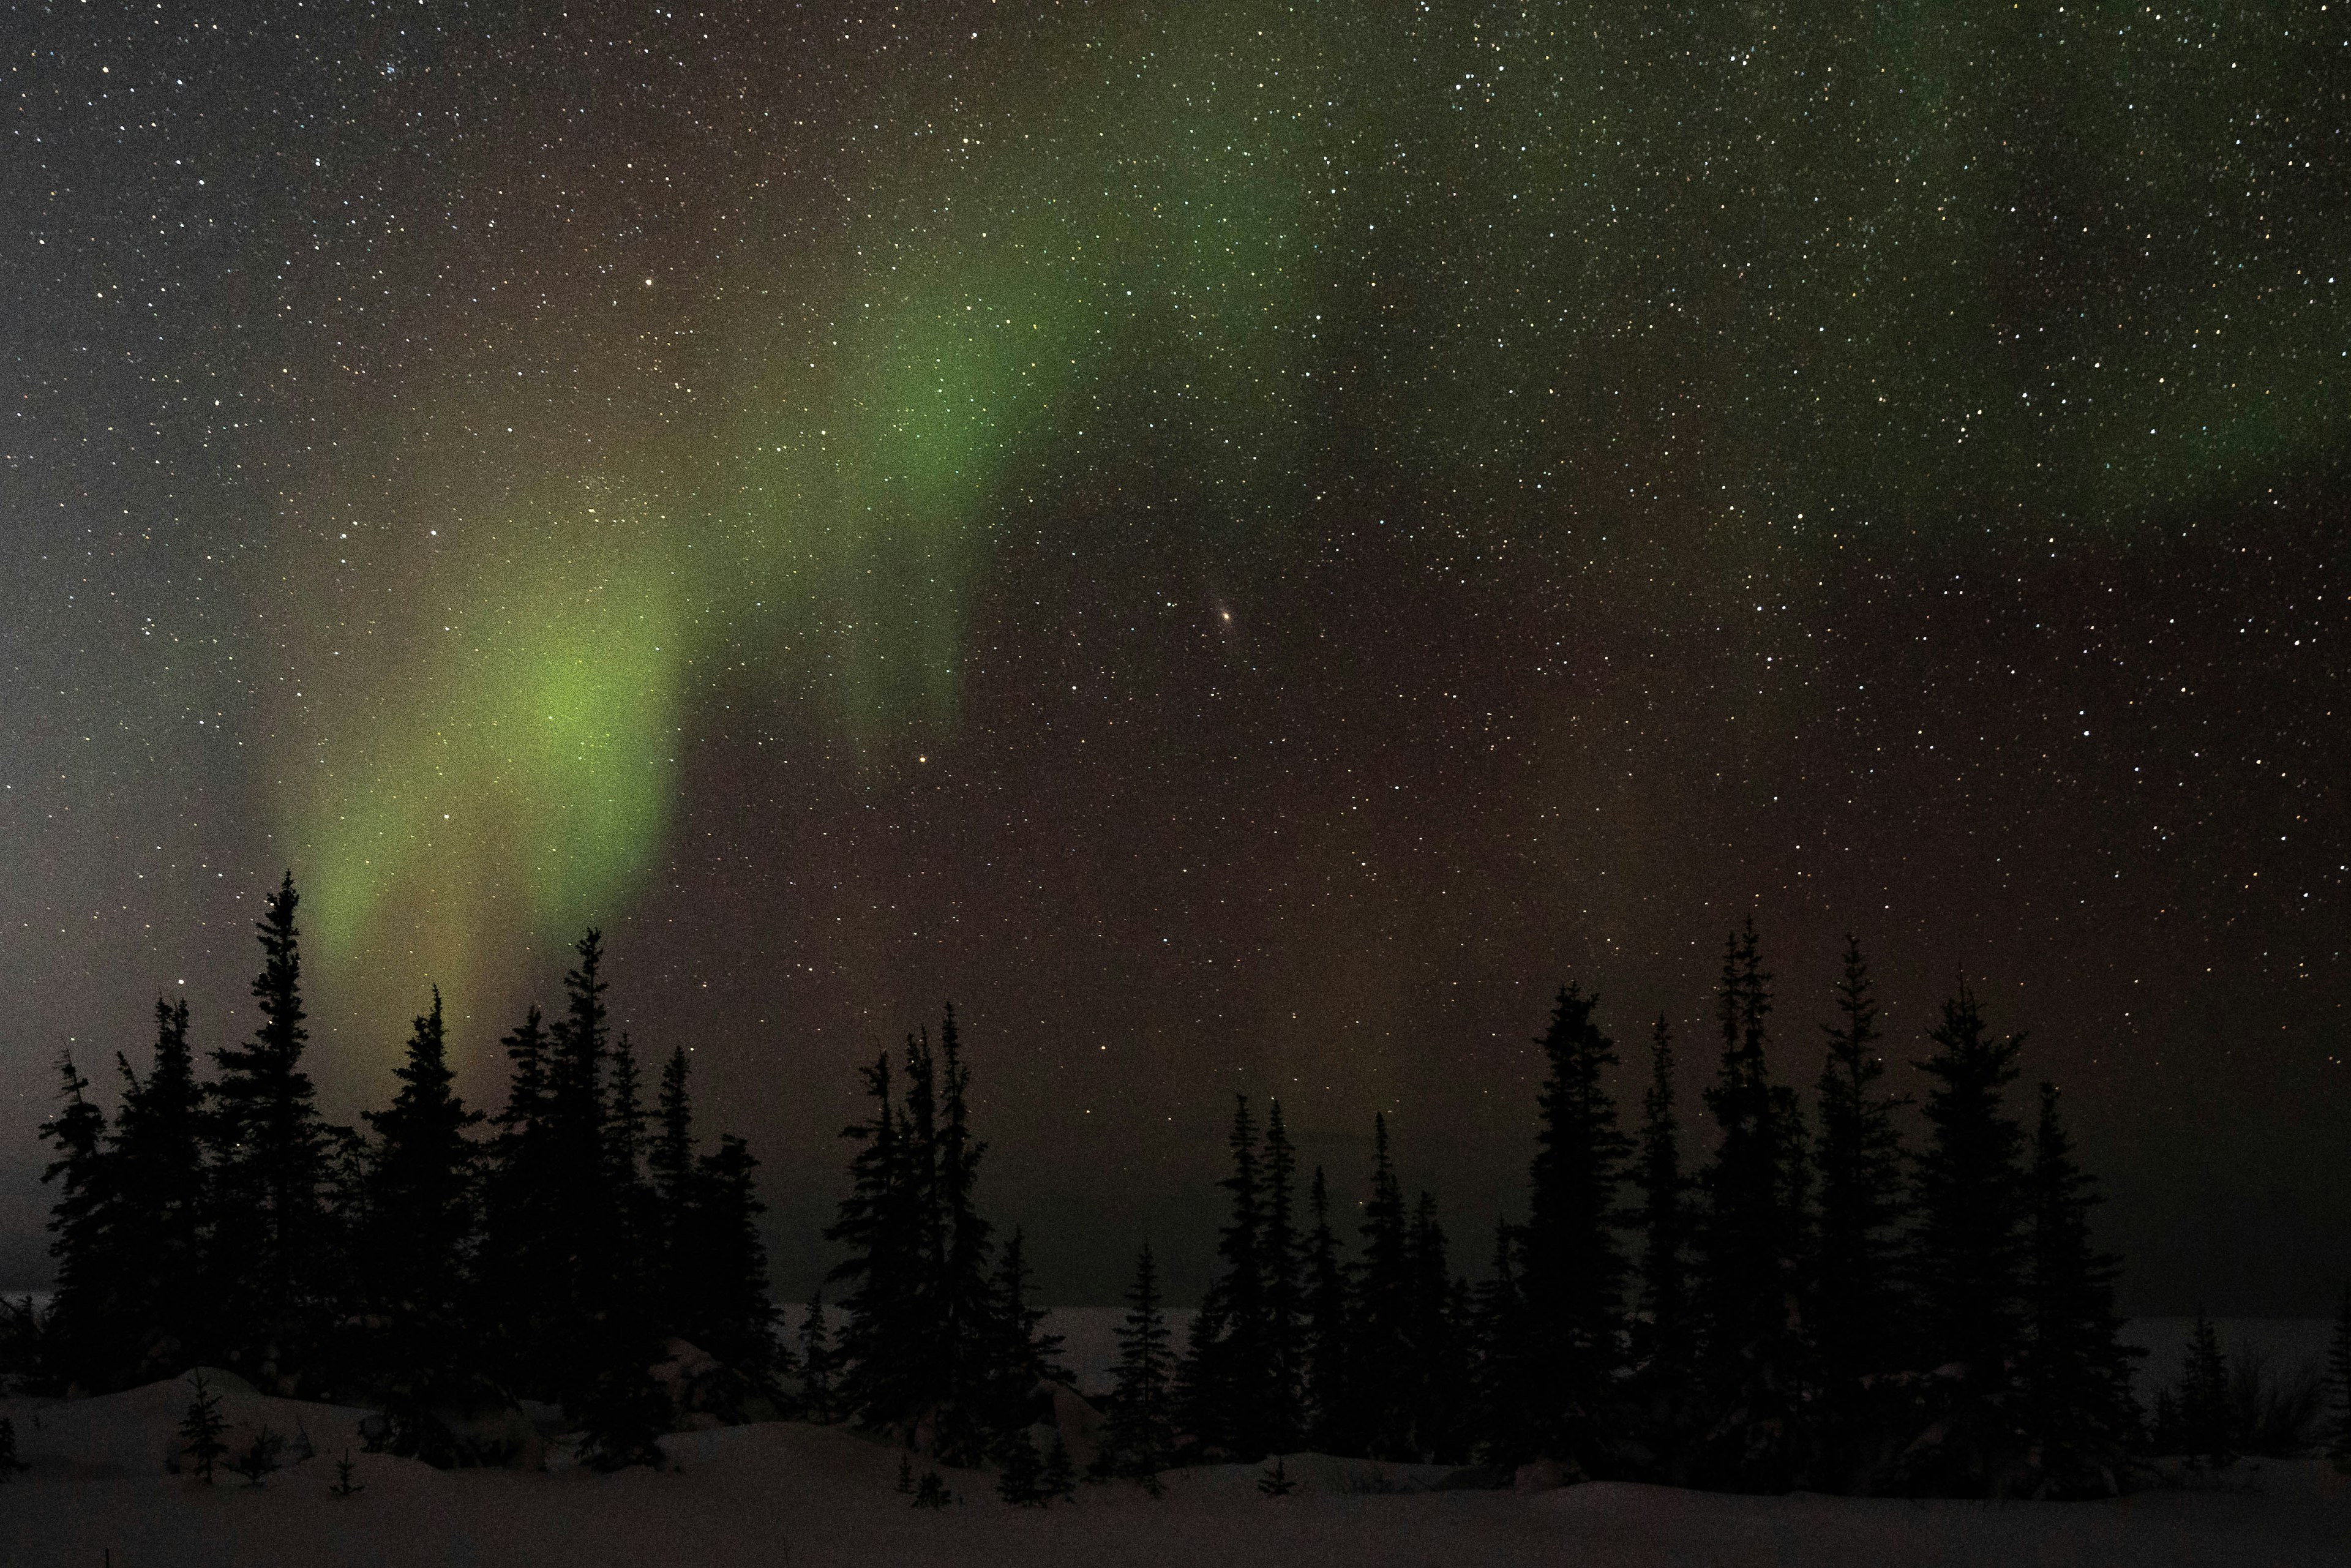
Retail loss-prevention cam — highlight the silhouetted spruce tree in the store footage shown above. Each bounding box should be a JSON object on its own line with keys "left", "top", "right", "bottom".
{"left": 1104, "top": 1243, "right": 1175, "bottom": 1486}
{"left": 1352, "top": 1112, "right": 1417, "bottom": 1460}
{"left": 988, "top": 1226, "right": 1064, "bottom": 1427}
{"left": 1261, "top": 1098, "right": 1305, "bottom": 1452}
{"left": 1518, "top": 984, "right": 1630, "bottom": 1471}
{"left": 1407, "top": 1191, "right": 1463, "bottom": 1461}
{"left": 2177, "top": 1308, "right": 2233, "bottom": 1466}
{"left": 1174, "top": 1283, "right": 1228, "bottom": 1460}
{"left": 1632, "top": 1013, "right": 1694, "bottom": 1470}
{"left": 205, "top": 873, "right": 340, "bottom": 1392}
{"left": 686, "top": 1133, "right": 781, "bottom": 1392}
{"left": 360, "top": 988, "right": 488, "bottom": 1457}
{"left": 1471, "top": 1217, "right": 1534, "bottom": 1462}
{"left": 37, "top": 1052, "right": 119, "bottom": 1392}
{"left": 1303, "top": 1165, "right": 1354, "bottom": 1453}
{"left": 542, "top": 931, "right": 617, "bottom": 1405}
{"left": 480, "top": 1005, "right": 554, "bottom": 1392}
{"left": 1185, "top": 1095, "right": 1270, "bottom": 1459}
{"left": 1810, "top": 938, "right": 1910, "bottom": 1485}
{"left": 929, "top": 1007, "right": 997, "bottom": 1463}
{"left": 2017, "top": 1082, "right": 2139, "bottom": 1496}
{"left": 826, "top": 1048, "right": 915, "bottom": 1428}
{"left": 108, "top": 999, "right": 209, "bottom": 1386}
{"left": 648, "top": 1046, "right": 697, "bottom": 1337}
{"left": 2323, "top": 1283, "right": 2351, "bottom": 1466}
{"left": 604, "top": 1030, "right": 657, "bottom": 1317}
{"left": 1695, "top": 920, "right": 1812, "bottom": 1490}
{"left": 1902, "top": 984, "right": 2030, "bottom": 1491}
{"left": 800, "top": 1288, "right": 839, "bottom": 1422}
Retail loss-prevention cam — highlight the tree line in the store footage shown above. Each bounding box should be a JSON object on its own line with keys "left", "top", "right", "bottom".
{"left": 19, "top": 876, "right": 774, "bottom": 1468}
{"left": 12, "top": 880, "right": 2350, "bottom": 1496}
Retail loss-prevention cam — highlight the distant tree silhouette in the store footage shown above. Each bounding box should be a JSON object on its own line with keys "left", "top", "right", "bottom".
{"left": 686, "top": 1133, "right": 779, "bottom": 1387}
{"left": 479, "top": 1003, "right": 554, "bottom": 1391}
{"left": 1810, "top": 939, "right": 1910, "bottom": 1485}
{"left": 800, "top": 1288, "right": 839, "bottom": 1422}
{"left": 1630, "top": 1013, "right": 1694, "bottom": 1472}
{"left": 109, "top": 999, "right": 210, "bottom": 1386}
{"left": 1901, "top": 984, "right": 2029, "bottom": 1491}
{"left": 360, "top": 988, "right": 488, "bottom": 1458}
{"left": 1104, "top": 1243, "right": 1175, "bottom": 1486}
{"left": 1469, "top": 1217, "right": 1532, "bottom": 1463}
{"left": 826, "top": 1048, "right": 914, "bottom": 1426}
{"left": 2175, "top": 1307, "right": 2233, "bottom": 1466}
{"left": 206, "top": 873, "right": 341, "bottom": 1390}
{"left": 2017, "top": 1082, "right": 2139, "bottom": 1495}
{"left": 648, "top": 1045, "right": 697, "bottom": 1336}
{"left": 1302, "top": 1165, "right": 1353, "bottom": 1454}
{"left": 1351, "top": 1112, "right": 1417, "bottom": 1460}
{"left": 987, "top": 1227, "right": 1063, "bottom": 1424}
{"left": 929, "top": 1007, "right": 999, "bottom": 1464}
{"left": 1695, "top": 921, "right": 1812, "bottom": 1490}
{"left": 1259, "top": 1099, "right": 1305, "bottom": 1451}
{"left": 2324, "top": 1283, "right": 2351, "bottom": 1466}
{"left": 1519, "top": 983, "right": 1631, "bottom": 1471}
{"left": 37, "top": 1051, "right": 117, "bottom": 1391}
{"left": 1406, "top": 1191, "right": 1465, "bottom": 1461}
{"left": 1180, "top": 1095, "right": 1267, "bottom": 1458}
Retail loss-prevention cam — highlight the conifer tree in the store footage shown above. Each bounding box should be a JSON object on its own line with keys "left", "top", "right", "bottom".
{"left": 1104, "top": 1243, "right": 1175, "bottom": 1485}
{"left": 38, "top": 1051, "right": 118, "bottom": 1390}
{"left": 544, "top": 932, "right": 615, "bottom": 1369}
{"left": 988, "top": 1227, "right": 1064, "bottom": 1421}
{"left": 800, "top": 1289, "right": 838, "bottom": 1422}
{"left": 480, "top": 1005, "right": 553, "bottom": 1390}
{"left": 1185, "top": 1095, "right": 1270, "bottom": 1458}
{"left": 1303, "top": 1165, "right": 1353, "bottom": 1453}
{"left": 1810, "top": 939, "right": 1909, "bottom": 1481}
{"left": 110, "top": 999, "right": 209, "bottom": 1386}
{"left": 1260, "top": 1098, "right": 1304, "bottom": 1451}
{"left": 2322, "top": 1283, "right": 2351, "bottom": 1467}
{"left": 1407, "top": 1191, "right": 1462, "bottom": 1461}
{"left": 930, "top": 1007, "right": 997, "bottom": 1462}
{"left": 688, "top": 1133, "right": 780, "bottom": 1386}
{"left": 361, "top": 988, "right": 487, "bottom": 1455}
{"left": 1910, "top": 987, "right": 2028, "bottom": 1384}
{"left": 648, "top": 1046, "right": 697, "bottom": 1334}
{"left": 1902, "top": 983, "right": 2030, "bottom": 1490}
{"left": 2017, "top": 1082, "right": 2139, "bottom": 1495}
{"left": 604, "top": 1030, "right": 656, "bottom": 1316}
{"left": 2178, "top": 1308, "right": 2233, "bottom": 1466}
{"left": 1695, "top": 920, "right": 1811, "bottom": 1489}
{"left": 827, "top": 1049, "right": 913, "bottom": 1427}
{"left": 1471, "top": 1217, "right": 1533, "bottom": 1462}
{"left": 1634, "top": 1016, "right": 1692, "bottom": 1391}
{"left": 206, "top": 873, "right": 339, "bottom": 1389}
{"left": 1352, "top": 1112, "right": 1416, "bottom": 1460}
{"left": 1519, "top": 984, "right": 1630, "bottom": 1469}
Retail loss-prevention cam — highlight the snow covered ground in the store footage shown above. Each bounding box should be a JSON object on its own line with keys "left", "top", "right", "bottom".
{"left": 6, "top": 1374, "right": 2349, "bottom": 1567}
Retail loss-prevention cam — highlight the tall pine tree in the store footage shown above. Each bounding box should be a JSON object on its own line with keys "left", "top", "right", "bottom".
{"left": 206, "top": 873, "right": 339, "bottom": 1392}
{"left": 1260, "top": 1099, "right": 1304, "bottom": 1452}
{"left": 1104, "top": 1243, "right": 1175, "bottom": 1486}
{"left": 1303, "top": 1165, "right": 1354, "bottom": 1454}
{"left": 109, "top": 1000, "right": 209, "bottom": 1386}
{"left": 1695, "top": 920, "right": 1811, "bottom": 1489}
{"left": 1519, "top": 984, "right": 1630, "bottom": 1471}
{"left": 37, "top": 1052, "right": 118, "bottom": 1392}
{"left": 1352, "top": 1113, "right": 1417, "bottom": 1460}
{"left": 361, "top": 988, "right": 489, "bottom": 1457}
{"left": 1902, "top": 984, "right": 2030, "bottom": 1492}
{"left": 1810, "top": 938, "right": 1909, "bottom": 1485}
{"left": 2017, "top": 1082, "right": 2139, "bottom": 1496}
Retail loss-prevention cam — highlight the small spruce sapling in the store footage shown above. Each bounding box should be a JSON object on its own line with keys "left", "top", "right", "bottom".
{"left": 897, "top": 1455, "right": 916, "bottom": 1494}
{"left": 1257, "top": 1457, "right": 1297, "bottom": 1496}
{"left": 229, "top": 1426, "right": 285, "bottom": 1487}
{"left": 178, "top": 1371, "right": 230, "bottom": 1482}
{"left": 1040, "top": 1431, "right": 1077, "bottom": 1502}
{"left": 0, "top": 1414, "right": 25, "bottom": 1480}
{"left": 330, "top": 1448, "right": 363, "bottom": 1498}
{"left": 913, "top": 1468, "right": 953, "bottom": 1508}
{"left": 995, "top": 1425, "right": 1046, "bottom": 1506}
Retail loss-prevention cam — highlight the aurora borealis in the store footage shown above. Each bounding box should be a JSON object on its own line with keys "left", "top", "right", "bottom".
{"left": 4, "top": 1, "right": 2346, "bottom": 1308}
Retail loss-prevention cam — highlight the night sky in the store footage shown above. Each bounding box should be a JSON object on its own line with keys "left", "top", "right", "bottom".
{"left": 4, "top": 2, "right": 2346, "bottom": 1313}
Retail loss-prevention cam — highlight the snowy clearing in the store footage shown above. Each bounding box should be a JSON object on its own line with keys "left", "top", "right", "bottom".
{"left": 4, "top": 1384, "right": 2347, "bottom": 1568}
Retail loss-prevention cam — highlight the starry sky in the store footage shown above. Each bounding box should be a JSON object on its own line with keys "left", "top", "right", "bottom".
{"left": 4, "top": 1, "right": 2346, "bottom": 1311}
